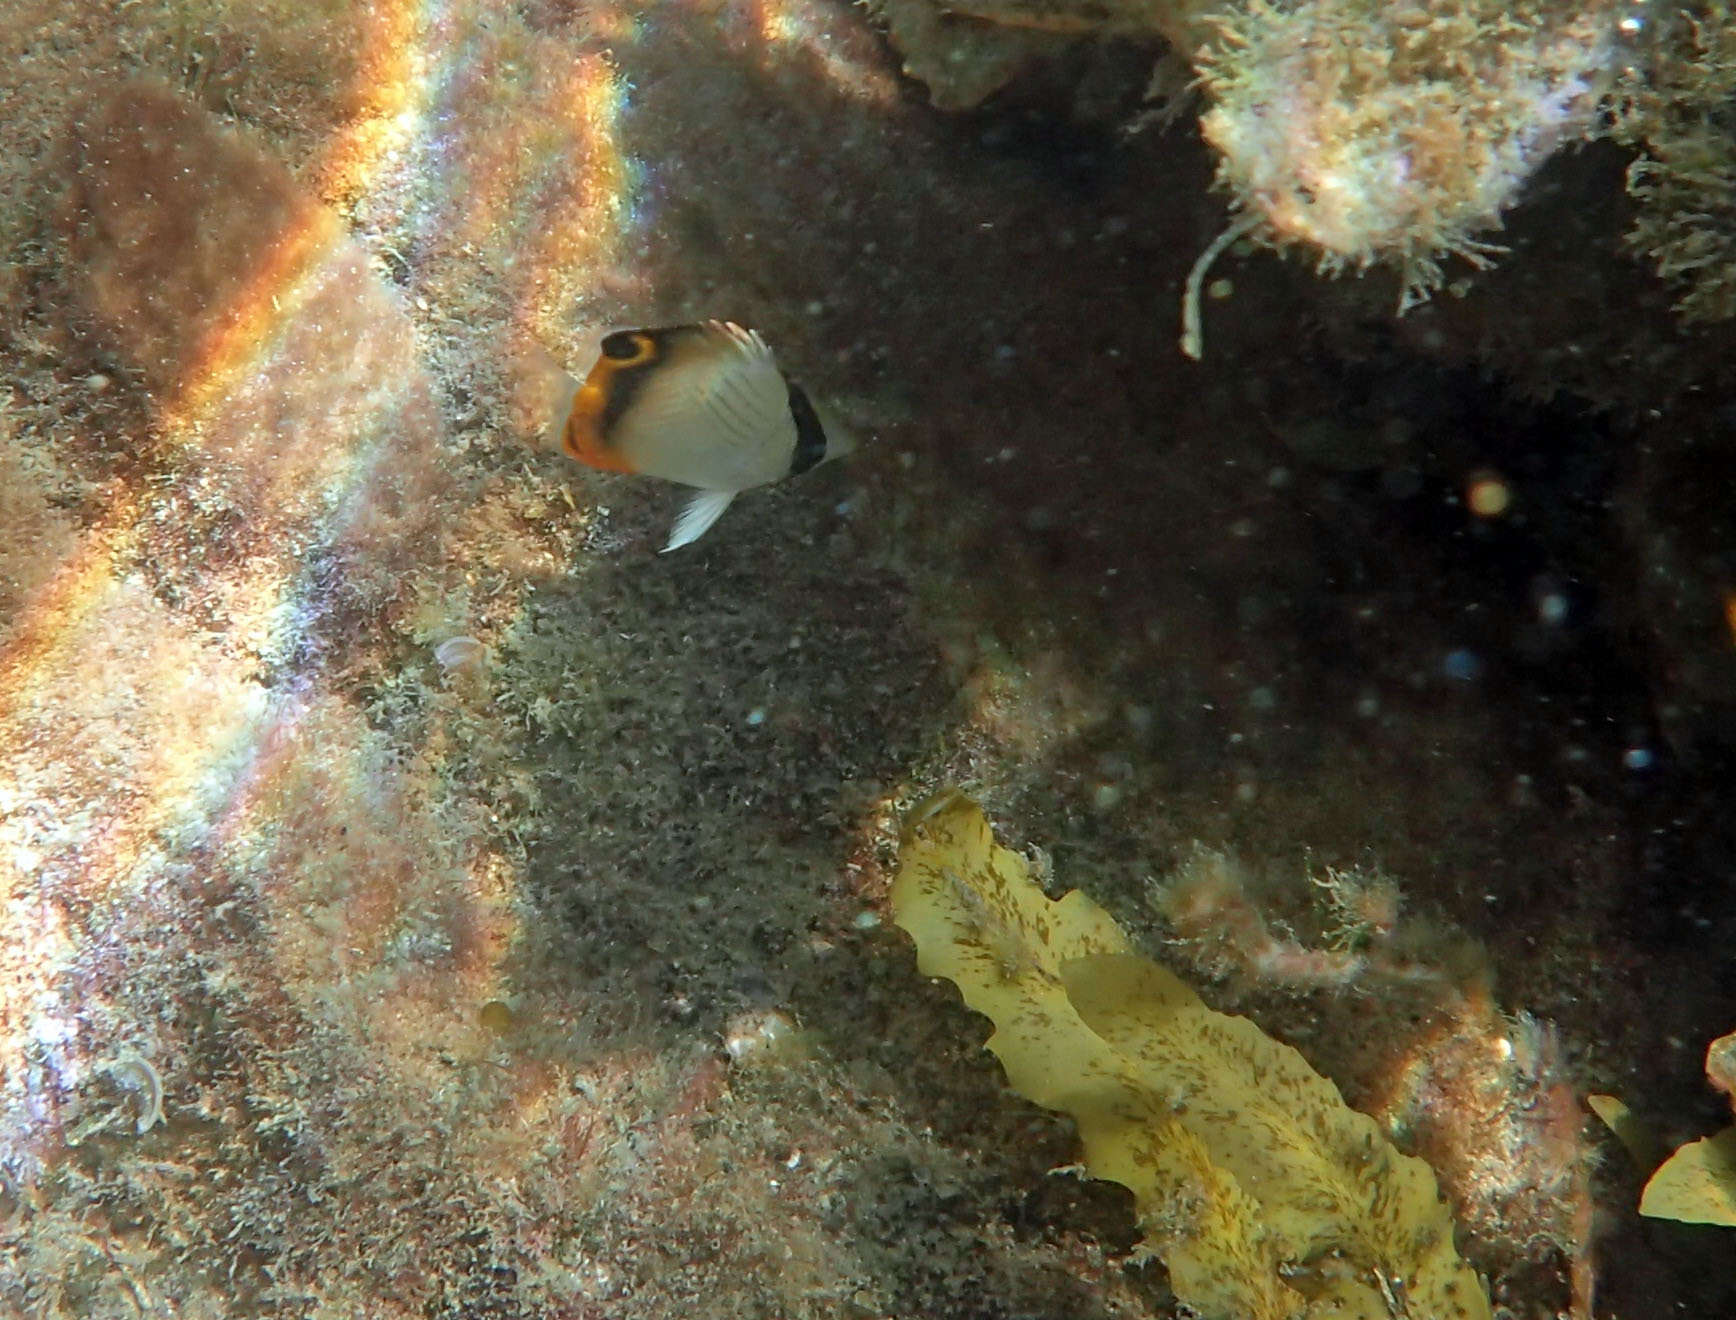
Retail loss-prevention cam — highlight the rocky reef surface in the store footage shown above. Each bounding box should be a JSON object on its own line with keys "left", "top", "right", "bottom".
{"left": 2, "top": 2, "right": 1734, "bottom": 1317}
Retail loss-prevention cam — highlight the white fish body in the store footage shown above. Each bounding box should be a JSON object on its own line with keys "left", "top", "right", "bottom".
{"left": 549, "top": 320, "right": 853, "bottom": 551}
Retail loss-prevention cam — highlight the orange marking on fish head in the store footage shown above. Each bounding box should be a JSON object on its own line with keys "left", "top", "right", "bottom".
{"left": 560, "top": 330, "right": 657, "bottom": 474}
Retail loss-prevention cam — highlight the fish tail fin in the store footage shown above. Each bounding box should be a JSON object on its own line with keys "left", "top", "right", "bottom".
{"left": 816, "top": 401, "right": 858, "bottom": 461}
{"left": 544, "top": 367, "right": 583, "bottom": 457}
{"left": 511, "top": 338, "right": 582, "bottom": 454}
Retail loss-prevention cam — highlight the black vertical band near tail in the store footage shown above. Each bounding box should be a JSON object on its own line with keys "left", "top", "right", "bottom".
{"left": 786, "top": 382, "right": 827, "bottom": 476}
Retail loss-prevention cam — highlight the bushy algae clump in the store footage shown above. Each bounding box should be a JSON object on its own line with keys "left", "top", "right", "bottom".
{"left": 1195, "top": 0, "right": 1622, "bottom": 304}
{"left": 891, "top": 792, "right": 1491, "bottom": 1320}
{"left": 876, "top": 0, "right": 1736, "bottom": 339}
{"left": 874, "top": 0, "right": 1622, "bottom": 300}
{"left": 1617, "top": 7, "right": 1736, "bottom": 322}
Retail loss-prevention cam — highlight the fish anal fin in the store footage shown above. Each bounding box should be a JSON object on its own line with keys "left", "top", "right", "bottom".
{"left": 662, "top": 488, "right": 738, "bottom": 552}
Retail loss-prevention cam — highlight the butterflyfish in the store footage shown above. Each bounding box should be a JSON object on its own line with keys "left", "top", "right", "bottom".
{"left": 548, "top": 321, "right": 854, "bottom": 552}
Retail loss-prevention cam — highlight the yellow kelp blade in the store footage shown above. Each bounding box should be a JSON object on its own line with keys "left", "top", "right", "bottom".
{"left": 1642, "top": 1128, "right": 1736, "bottom": 1226}
{"left": 891, "top": 792, "right": 1492, "bottom": 1320}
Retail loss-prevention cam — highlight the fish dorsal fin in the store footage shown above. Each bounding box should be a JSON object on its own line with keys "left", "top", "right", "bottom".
{"left": 687, "top": 321, "right": 787, "bottom": 445}
{"left": 707, "top": 319, "right": 773, "bottom": 362}
{"left": 662, "top": 488, "right": 739, "bottom": 552}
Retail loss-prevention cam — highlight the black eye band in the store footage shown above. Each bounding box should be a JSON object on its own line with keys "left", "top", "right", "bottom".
{"left": 786, "top": 382, "right": 827, "bottom": 476}
{"left": 601, "top": 330, "right": 645, "bottom": 359}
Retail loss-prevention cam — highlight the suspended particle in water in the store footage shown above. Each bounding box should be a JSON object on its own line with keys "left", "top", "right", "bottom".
{"left": 1442, "top": 649, "right": 1483, "bottom": 682}
{"left": 1465, "top": 470, "right": 1512, "bottom": 518}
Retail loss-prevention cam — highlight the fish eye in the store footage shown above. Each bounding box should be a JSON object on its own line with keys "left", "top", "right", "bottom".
{"left": 602, "top": 330, "right": 652, "bottom": 361}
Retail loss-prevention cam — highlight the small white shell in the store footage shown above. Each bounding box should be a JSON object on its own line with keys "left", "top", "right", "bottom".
{"left": 434, "top": 636, "right": 488, "bottom": 670}
{"left": 108, "top": 1052, "right": 164, "bottom": 1134}
{"left": 722, "top": 1009, "right": 799, "bottom": 1066}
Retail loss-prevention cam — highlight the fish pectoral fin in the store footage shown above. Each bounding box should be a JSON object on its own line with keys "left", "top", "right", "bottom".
{"left": 662, "top": 488, "right": 738, "bottom": 553}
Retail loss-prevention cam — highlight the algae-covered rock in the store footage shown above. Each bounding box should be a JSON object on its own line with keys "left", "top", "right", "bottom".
{"left": 891, "top": 792, "right": 1492, "bottom": 1320}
